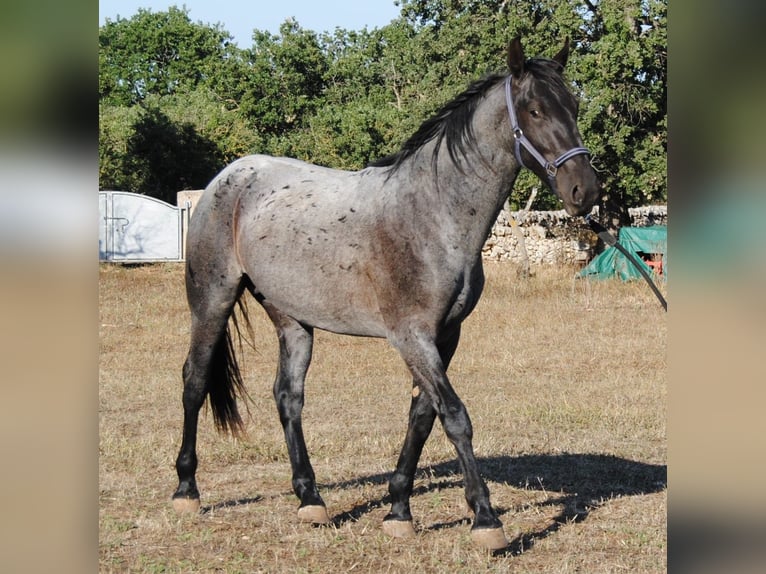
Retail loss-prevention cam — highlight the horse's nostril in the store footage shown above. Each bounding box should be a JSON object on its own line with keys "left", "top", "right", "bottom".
{"left": 571, "top": 185, "right": 582, "bottom": 205}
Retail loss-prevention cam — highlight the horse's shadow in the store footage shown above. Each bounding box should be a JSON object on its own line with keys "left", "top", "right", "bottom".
{"left": 204, "top": 453, "right": 666, "bottom": 556}
{"left": 322, "top": 453, "right": 665, "bottom": 555}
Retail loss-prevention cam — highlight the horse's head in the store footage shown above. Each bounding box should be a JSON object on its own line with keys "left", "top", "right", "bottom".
{"left": 506, "top": 37, "right": 600, "bottom": 216}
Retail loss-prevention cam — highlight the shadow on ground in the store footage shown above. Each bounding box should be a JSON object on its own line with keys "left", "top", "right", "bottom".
{"left": 326, "top": 453, "right": 666, "bottom": 556}
{"left": 205, "top": 453, "right": 666, "bottom": 556}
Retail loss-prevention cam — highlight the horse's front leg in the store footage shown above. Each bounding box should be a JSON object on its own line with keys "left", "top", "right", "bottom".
{"left": 388, "top": 326, "right": 508, "bottom": 550}
{"left": 383, "top": 380, "right": 438, "bottom": 538}
{"left": 384, "top": 328, "right": 460, "bottom": 537}
{"left": 264, "top": 304, "right": 330, "bottom": 525}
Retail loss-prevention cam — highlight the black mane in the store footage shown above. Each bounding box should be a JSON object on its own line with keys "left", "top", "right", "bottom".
{"left": 368, "top": 58, "right": 568, "bottom": 175}
{"left": 368, "top": 73, "right": 505, "bottom": 174}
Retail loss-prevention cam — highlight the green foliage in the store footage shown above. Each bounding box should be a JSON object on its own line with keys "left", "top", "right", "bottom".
{"left": 99, "top": 102, "right": 141, "bottom": 192}
{"left": 239, "top": 21, "right": 329, "bottom": 136}
{"left": 125, "top": 102, "right": 222, "bottom": 203}
{"left": 99, "top": 6, "right": 240, "bottom": 106}
{"left": 98, "top": 1, "right": 666, "bottom": 213}
{"left": 574, "top": 0, "right": 667, "bottom": 217}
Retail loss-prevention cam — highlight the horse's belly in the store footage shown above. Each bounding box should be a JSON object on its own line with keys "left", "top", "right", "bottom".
{"left": 243, "top": 247, "right": 387, "bottom": 338}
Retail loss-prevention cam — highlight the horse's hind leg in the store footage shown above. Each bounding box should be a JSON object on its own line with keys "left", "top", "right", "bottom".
{"left": 261, "top": 302, "right": 330, "bottom": 524}
{"left": 172, "top": 269, "right": 245, "bottom": 513}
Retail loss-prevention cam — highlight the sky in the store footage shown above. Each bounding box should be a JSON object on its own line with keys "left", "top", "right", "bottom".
{"left": 99, "top": 0, "right": 403, "bottom": 47}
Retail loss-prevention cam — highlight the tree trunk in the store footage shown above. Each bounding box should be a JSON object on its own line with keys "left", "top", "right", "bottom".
{"left": 511, "top": 187, "right": 538, "bottom": 278}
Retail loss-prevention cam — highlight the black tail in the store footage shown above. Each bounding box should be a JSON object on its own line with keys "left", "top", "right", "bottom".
{"left": 208, "top": 298, "right": 253, "bottom": 436}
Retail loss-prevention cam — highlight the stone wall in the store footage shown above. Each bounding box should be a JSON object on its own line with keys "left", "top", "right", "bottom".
{"left": 481, "top": 205, "right": 667, "bottom": 265}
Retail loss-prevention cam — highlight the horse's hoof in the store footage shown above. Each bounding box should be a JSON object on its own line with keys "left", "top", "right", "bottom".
{"left": 172, "top": 497, "right": 201, "bottom": 514}
{"left": 382, "top": 519, "right": 416, "bottom": 538}
{"left": 471, "top": 527, "right": 509, "bottom": 550}
{"left": 297, "top": 504, "right": 331, "bottom": 524}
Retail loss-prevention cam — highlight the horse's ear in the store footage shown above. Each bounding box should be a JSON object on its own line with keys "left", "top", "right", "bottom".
{"left": 552, "top": 37, "right": 570, "bottom": 69}
{"left": 507, "top": 36, "right": 525, "bottom": 78}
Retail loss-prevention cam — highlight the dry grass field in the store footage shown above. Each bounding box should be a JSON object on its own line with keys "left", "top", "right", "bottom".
{"left": 99, "top": 261, "right": 666, "bottom": 573}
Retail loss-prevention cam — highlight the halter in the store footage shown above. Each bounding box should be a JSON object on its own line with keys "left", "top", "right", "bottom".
{"left": 504, "top": 76, "right": 590, "bottom": 187}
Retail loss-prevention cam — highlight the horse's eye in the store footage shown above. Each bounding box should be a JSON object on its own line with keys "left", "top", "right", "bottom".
{"left": 530, "top": 109, "right": 541, "bottom": 118}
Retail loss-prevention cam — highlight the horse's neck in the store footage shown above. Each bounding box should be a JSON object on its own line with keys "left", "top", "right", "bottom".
{"left": 437, "top": 157, "right": 520, "bottom": 259}
{"left": 393, "top": 88, "right": 520, "bottom": 259}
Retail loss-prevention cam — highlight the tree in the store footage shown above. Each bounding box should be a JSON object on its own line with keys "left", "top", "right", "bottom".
{"left": 99, "top": 7, "right": 258, "bottom": 196}
{"left": 99, "top": 102, "right": 142, "bottom": 192}
{"left": 124, "top": 104, "right": 223, "bottom": 203}
{"left": 238, "top": 21, "right": 329, "bottom": 140}
{"left": 98, "top": 2, "right": 666, "bottom": 214}
{"left": 576, "top": 0, "right": 667, "bottom": 222}
{"left": 99, "top": 88, "right": 261, "bottom": 197}
{"left": 99, "top": 6, "right": 242, "bottom": 106}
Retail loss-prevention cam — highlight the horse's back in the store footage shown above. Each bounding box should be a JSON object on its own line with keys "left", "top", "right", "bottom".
{"left": 190, "top": 154, "right": 364, "bottom": 253}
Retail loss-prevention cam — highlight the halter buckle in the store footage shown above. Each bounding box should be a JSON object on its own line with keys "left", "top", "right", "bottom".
{"left": 545, "top": 163, "right": 558, "bottom": 178}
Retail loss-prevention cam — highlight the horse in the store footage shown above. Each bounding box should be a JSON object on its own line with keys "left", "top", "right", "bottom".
{"left": 171, "top": 37, "right": 600, "bottom": 550}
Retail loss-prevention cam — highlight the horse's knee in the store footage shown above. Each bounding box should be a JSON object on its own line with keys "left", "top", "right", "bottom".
{"left": 181, "top": 382, "right": 207, "bottom": 412}
{"left": 440, "top": 403, "right": 473, "bottom": 443}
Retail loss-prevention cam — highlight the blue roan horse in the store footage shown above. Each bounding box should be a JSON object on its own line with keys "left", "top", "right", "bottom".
{"left": 172, "top": 37, "right": 600, "bottom": 549}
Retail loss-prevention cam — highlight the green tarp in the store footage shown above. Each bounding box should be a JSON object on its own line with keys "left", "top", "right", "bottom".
{"left": 578, "top": 225, "right": 667, "bottom": 281}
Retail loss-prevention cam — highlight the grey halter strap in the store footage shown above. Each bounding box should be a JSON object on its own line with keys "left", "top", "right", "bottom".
{"left": 504, "top": 75, "right": 590, "bottom": 183}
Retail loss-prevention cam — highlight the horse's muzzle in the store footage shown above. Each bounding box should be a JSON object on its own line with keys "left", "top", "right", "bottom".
{"left": 559, "top": 160, "right": 600, "bottom": 216}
